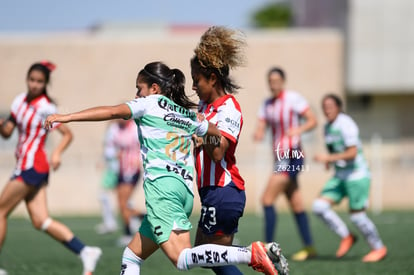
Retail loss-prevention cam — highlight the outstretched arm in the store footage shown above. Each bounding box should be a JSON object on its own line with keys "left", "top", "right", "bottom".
{"left": 44, "top": 104, "right": 132, "bottom": 130}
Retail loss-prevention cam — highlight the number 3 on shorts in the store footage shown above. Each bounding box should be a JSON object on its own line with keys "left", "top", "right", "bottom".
{"left": 201, "top": 206, "right": 217, "bottom": 225}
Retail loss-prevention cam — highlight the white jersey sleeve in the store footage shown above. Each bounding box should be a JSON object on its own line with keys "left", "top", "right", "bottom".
{"left": 194, "top": 119, "right": 208, "bottom": 137}
{"left": 38, "top": 99, "right": 61, "bottom": 130}
{"left": 126, "top": 98, "right": 147, "bottom": 119}
{"left": 103, "top": 124, "right": 118, "bottom": 160}
{"left": 340, "top": 115, "right": 359, "bottom": 147}
{"left": 216, "top": 101, "right": 242, "bottom": 143}
{"left": 10, "top": 93, "right": 26, "bottom": 118}
{"left": 290, "top": 91, "right": 309, "bottom": 115}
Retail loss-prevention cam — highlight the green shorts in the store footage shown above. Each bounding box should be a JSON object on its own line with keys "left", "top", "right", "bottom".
{"left": 139, "top": 176, "right": 193, "bottom": 245}
{"left": 101, "top": 169, "right": 118, "bottom": 189}
{"left": 320, "top": 177, "right": 370, "bottom": 210}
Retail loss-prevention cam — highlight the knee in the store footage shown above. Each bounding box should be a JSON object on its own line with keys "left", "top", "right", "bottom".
{"left": 312, "top": 199, "right": 330, "bottom": 215}
{"left": 32, "top": 217, "right": 52, "bottom": 231}
{"left": 261, "top": 194, "right": 274, "bottom": 206}
{"left": 349, "top": 211, "right": 366, "bottom": 225}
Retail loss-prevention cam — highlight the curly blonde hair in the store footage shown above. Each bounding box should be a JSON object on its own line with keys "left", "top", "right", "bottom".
{"left": 191, "top": 26, "right": 246, "bottom": 94}
{"left": 194, "top": 26, "right": 246, "bottom": 70}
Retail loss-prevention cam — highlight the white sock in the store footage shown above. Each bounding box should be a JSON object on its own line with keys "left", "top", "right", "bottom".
{"left": 313, "top": 199, "right": 350, "bottom": 238}
{"left": 121, "top": 247, "right": 143, "bottom": 275}
{"left": 99, "top": 191, "right": 117, "bottom": 228}
{"left": 176, "top": 245, "right": 251, "bottom": 270}
{"left": 350, "top": 212, "right": 384, "bottom": 250}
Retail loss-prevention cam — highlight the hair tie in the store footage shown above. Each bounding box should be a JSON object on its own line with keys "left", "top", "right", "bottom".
{"left": 40, "top": 60, "right": 56, "bottom": 72}
{"left": 143, "top": 68, "right": 168, "bottom": 82}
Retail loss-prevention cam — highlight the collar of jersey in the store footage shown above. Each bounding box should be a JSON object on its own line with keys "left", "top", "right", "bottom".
{"left": 271, "top": 90, "right": 285, "bottom": 102}
{"left": 206, "top": 94, "right": 233, "bottom": 111}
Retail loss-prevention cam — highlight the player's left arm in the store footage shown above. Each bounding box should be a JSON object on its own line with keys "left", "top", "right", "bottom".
{"left": 44, "top": 104, "right": 132, "bottom": 130}
{"left": 287, "top": 93, "right": 317, "bottom": 136}
{"left": 203, "top": 106, "right": 241, "bottom": 162}
{"left": 315, "top": 117, "right": 359, "bottom": 163}
{"left": 314, "top": 146, "right": 358, "bottom": 163}
{"left": 203, "top": 136, "right": 230, "bottom": 163}
{"left": 287, "top": 108, "right": 317, "bottom": 137}
{"left": 50, "top": 124, "right": 73, "bottom": 171}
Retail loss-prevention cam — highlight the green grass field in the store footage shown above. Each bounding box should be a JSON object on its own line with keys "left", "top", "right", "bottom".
{"left": 1, "top": 211, "right": 413, "bottom": 275}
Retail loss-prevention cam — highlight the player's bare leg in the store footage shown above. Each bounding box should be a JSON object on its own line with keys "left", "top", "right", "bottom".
{"left": 26, "top": 185, "right": 102, "bottom": 275}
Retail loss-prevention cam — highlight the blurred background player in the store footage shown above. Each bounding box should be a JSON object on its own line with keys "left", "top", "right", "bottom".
{"left": 44, "top": 61, "right": 288, "bottom": 275}
{"left": 313, "top": 94, "right": 387, "bottom": 262}
{"left": 0, "top": 61, "right": 101, "bottom": 275}
{"left": 95, "top": 122, "right": 120, "bottom": 235}
{"left": 253, "top": 67, "right": 317, "bottom": 261}
{"left": 95, "top": 119, "right": 144, "bottom": 246}
{"left": 191, "top": 26, "right": 248, "bottom": 275}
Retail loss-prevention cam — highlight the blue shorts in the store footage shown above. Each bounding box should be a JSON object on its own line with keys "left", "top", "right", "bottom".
{"left": 198, "top": 182, "right": 246, "bottom": 236}
{"left": 117, "top": 171, "right": 140, "bottom": 186}
{"left": 12, "top": 168, "right": 49, "bottom": 188}
{"left": 273, "top": 155, "right": 304, "bottom": 180}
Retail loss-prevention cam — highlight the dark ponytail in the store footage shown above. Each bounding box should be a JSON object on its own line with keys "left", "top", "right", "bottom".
{"left": 27, "top": 60, "right": 56, "bottom": 103}
{"left": 138, "top": 62, "right": 197, "bottom": 109}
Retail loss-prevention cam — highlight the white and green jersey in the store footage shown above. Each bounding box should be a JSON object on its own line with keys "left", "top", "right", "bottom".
{"left": 324, "top": 113, "right": 370, "bottom": 181}
{"left": 126, "top": 95, "right": 208, "bottom": 193}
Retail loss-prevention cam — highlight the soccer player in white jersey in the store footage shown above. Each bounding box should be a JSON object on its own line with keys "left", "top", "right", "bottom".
{"left": 254, "top": 67, "right": 317, "bottom": 261}
{"left": 44, "top": 61, "right": 289, "bottom": 275}
{"left": 0, "top": 61, "right": 101, "bottom": 275}
{"left": 313, "top": 94, "right": 387, "bottom": 262}
{"left": 95, "top": 119, "right": 145, "bottom": 246}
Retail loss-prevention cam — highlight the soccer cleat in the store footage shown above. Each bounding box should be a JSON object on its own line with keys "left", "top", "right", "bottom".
{"left": 291, "top": 246, "right": 317, "bottom": 261}
{"left": 248, "top": 241, "right": 289, "bottom": 275}
{"left": 80, "top": 246, "right": 102, "bottom": 275}
{"left": 265, "top": 242, "right": 289, "bottom": 275}
{"left": 336, "top": 234, "right": 357, "bottom": 258}
{"left": 362, "top": 246, "right": 387, "bottom": 262}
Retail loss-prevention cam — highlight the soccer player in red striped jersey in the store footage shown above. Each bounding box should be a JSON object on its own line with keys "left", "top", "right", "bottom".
{"left": 0, "top": 61, "right": 101, "bottom": 275}
{"left": 254, "top": 67, "right": 318, "bottom": 261}
{"left": 191, "top": 27, "right": 288, "bottom": 275}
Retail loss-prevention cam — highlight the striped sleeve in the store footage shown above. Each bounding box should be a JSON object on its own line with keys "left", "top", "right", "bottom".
{"left": 291, "top": 92, "right": 309, "bottom": 115}
{"left": 10, "top": 93, "right": 25, "bottom": 119}
{"left": 216, "top": 101, "right": 242, "bottom": 143}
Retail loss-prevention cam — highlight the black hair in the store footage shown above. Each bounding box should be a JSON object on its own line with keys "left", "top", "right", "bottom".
{"left": 190, "top": 56, "right": 240, "bottom": 94}
{"left": 27, "top": 62, "right": 55, "bottom": 103}
{"left": 268, "top": 67, "right": 286, "bottom": 80}
{"left": 138, "top": 62, "right": 197, "bottom": 109}
{"left": 323, "top": 93, "right": 343, "bottom": 110}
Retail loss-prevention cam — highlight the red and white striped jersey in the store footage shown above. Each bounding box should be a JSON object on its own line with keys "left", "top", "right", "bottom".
{"left": 258, "top": 90, "right": 309, "bottom": 153}
{"left": 10, "top": 93, "right": 59, "bottom": 174}
{"left": 195, "top": 95, "right": 245, "bottom": 190}
{"left": 104, "top": 120, "right": 141, "bottom": 177}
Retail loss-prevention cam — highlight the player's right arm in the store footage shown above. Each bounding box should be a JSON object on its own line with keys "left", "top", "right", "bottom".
{"left": 44, "top": 104, "right": 132, "bottom": 130}
{"left": 0, "top": 116, "right": 16, "bottom": 138}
